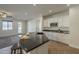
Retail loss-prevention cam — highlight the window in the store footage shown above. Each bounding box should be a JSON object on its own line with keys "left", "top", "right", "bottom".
{"left": 18, "top": 22, "right": 22, "bottom": 33}
{"left": 18, "top": 35, "right": 22, "bottom": 37}
{"left": 8, "top": 22, "right": 12, "bottom": 30}
{"left": 2, "top": 21, "right": 13, "bottom": 30}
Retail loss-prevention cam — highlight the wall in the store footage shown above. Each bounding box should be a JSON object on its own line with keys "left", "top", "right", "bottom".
{"left": 27, "top": 16, "right": 43, "bottom": 32}
{"left": 21, "top": 21, "right": 27, "bottom": 34}
{"left": 0, "top": 20, "right": 26, "bottom": 37}
{"left": 68, "top": 5, "right": 79, "bottom": 48}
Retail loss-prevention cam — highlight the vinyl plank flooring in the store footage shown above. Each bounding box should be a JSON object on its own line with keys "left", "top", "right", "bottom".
{"left": 48, "top": 40, "right": 79, "bottom": 54}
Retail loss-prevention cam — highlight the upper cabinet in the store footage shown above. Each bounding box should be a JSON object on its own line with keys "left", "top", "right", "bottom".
{"left": 43, "top": 15, "right": 58, "bottom": 27}
{"left": 57, "top": 16, "right": 63, "bottom": 27}
{"left": 58, "top": 14, "right": 69, "bottom": 27}
{"left": 43, "top": 18, "right": 50, "bottom": 27}
{"left": 43, "top": 11, "right": 69, "bottom": 28}
{"left": 49, "top": 17, "right": 58, "bottom": 23}
{"left": 62, "top": 15, "right": 69, "bottom": 27}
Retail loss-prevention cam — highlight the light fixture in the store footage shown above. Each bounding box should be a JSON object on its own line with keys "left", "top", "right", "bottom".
{"left": 2, "top": 13, "right": 7, "bottom": 18}
{"left": 33, "top": 4, "right": 36, "bottom": 6}
{"left": 67, "top": 4, "right": 70, "bottom": 7}
{"left": 0, "top": 11, "right": 7, "bottom": 18}
{"left": 49, "top": 10, "right": 52, "bottom": 13}
{"left": 0, "top": 10, "right": 13, "bottom": 21}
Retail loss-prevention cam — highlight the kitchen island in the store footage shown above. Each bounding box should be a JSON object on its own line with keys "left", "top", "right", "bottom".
{"left": 11, "top": 32, "right": 49, "bottom": 54}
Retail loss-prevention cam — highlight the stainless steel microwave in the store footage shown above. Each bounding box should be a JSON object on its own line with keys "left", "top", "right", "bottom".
{"left": 50, "top": 22, "right": 58, "bottom": 27}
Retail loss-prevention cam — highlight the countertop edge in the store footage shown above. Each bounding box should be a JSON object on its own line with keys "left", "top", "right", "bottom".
{"left": 26, "top": 40, "right": 49, "bottom": 52}
{"left": 43, "top": 30, "right": 69, "bottom": 34}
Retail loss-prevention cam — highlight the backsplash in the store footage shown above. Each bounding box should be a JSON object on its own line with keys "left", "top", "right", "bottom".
{"left": 43, "top": 27, "right": 69, "bottom": 31}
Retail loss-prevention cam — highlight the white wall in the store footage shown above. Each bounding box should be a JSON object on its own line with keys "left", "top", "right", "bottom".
{"left": 68, "top": 5, "right": 79, "bottom": 48}
{"left": 0, "top": 20, "right": 26, "bottom": 37}
{"left": 27, "top": 16, "right": 43, "bottom": 32}
{"left": 21, "top": 21, "right": 27, "bottom": 34}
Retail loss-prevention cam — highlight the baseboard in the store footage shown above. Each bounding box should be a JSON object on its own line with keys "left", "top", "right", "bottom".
{"left": 50, "top": 40, "right": 69, "bottom": 46}
{"left": 69, "top": 44, "right": 79, "bottom": 49}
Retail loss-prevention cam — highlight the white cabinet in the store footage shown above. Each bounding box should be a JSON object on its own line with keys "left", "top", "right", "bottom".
{"left": 44, "top": 32, "right": 69, "bottom": 44}
{"left": 56, "top": 33, "right": 69, "bottom": 44}
{"left": 44, "top": 32, "right": 53, "bottom": 40}
{"left": 58, "top": 16, "right": 63, "bottom": 27}
{"left": 49, "top": 17, "right": 58, "bottom": 23}
{"left": 43, "top": 17, "right": 58, "bottom": 27}
{"left": 61, "top": 34, "right": 69, "bottom": 44}
{"left": 43, "top": 11, "right": 69, "bottom": 28}
{"left": 62, "top": 15, "right": 69, "bottom": 27}
{"left": 28, "top": 42, "right": 49, "bottom": 54}
{"left": 58, "top": 14, "right": 69, "bottom": 27}
{"left": 43, "top": 19, "right": 50, "bottom": 27}
{"left": 44, "top": 32, "right": 59, "bottom": 41}
{"left": 57, "top": 33, "right": 65, "bottom": 42}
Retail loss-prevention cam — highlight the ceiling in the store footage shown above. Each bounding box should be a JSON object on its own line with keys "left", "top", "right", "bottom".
{"left": 0, "top": 4, "right": 69, "bottom": 20}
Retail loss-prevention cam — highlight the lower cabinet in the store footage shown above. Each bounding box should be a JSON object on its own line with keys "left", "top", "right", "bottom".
{"left": 44, "top": 32, "right": 69, "bottom": 44}
{"left": 57, "top": 33, "right": 69, "bottom": 44}
{"left": 44, "top": 32, "right": 59, "bottom": 41}
{"left": 27, "top": 42, "right": 49, "bottom": 54}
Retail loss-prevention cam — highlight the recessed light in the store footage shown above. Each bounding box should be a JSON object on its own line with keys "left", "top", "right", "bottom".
{"left": 33, "top": 4, "right": 36, "bottom": 6}
{"left": 67, "top": 4, "right": 70, "bottom": 7}
{"left": 25, "top": 12, "right": 28, "bottom": 15}
{"left": 49, "top": 10, "right": 52, "bottom": 13}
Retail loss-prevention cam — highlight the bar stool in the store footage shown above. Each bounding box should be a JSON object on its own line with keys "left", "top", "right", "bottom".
{"left": 11, "top": 44, "right": 22, "bottom": 54}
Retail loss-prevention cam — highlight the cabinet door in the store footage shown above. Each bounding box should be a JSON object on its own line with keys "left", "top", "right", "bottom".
{"left": 43, "top": 16, "right": 58, "bottom": 27}
{"left": 58, "top": 14, "right": 69, "bottom": 27}
{"left": 44, "top": 32, "right": 59, "bottom": 41}
{"left": 57, "top": 33, "right": 65, "bottom": 42}
{"left": 43, "top": 32, "right": 49, "bottom": 39}
{"left": 57, "top": 33, "right": 69, "bottom": 44}
{"left": 62, "top": 34, "right": 69, "bottom": 44}
{"left": 44, "top": 32, "right": 55, "bottom": 40}
{"left": 52, "top": 33, "right": 59, "bottom": 41}
{"left": 62, "top": 15, "right": 69, "bottom": 27}
{"left": 49, "top": 17, "right": 58, "bottom": 23}
{"left": 43, "top": 19, "right": 50, "bottom": 27}
{"left": 47, "top": 32, "right": 53, "bottom": 40}
{"left": 58, "top": 16, "right": 63, "bottom": 27}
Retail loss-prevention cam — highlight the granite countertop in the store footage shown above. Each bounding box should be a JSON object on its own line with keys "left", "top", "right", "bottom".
{"left": 43, "top": 29, "right": 69, "bottom": 34}
{"left": 43, "top": 27, "right": 69, "bottom": 34}
{"left": 20, "top": 33, "right": 49, "bottom": 52}
{"left": 11, "top": 33, "right": 49, "bottom": 52}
